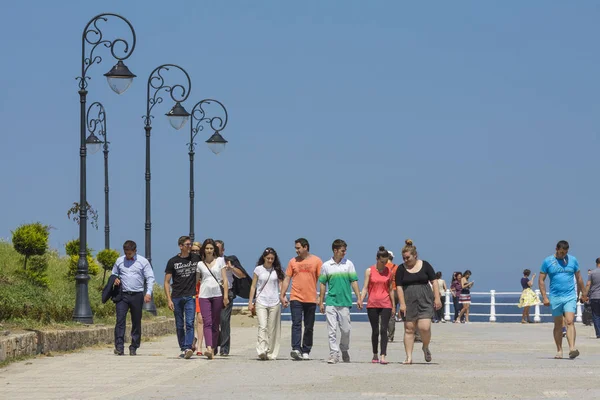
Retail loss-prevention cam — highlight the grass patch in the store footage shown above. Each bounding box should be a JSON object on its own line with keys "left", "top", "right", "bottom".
{"left": 0, "top": 240, "right": 169, "bottom": 330}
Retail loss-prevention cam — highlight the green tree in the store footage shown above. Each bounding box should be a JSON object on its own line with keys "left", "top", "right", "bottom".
{"left": 11, "top": 222, "right": 49, "bottom": 270}
{"left": 97, "top": 248, "right": 120, "bottom": 285}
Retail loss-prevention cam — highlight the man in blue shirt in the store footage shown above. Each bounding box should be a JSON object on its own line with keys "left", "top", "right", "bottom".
{"left": 539, "top": 240, "right": 587, "bottom": 359}
{"left": 111, "top": 240, "right": 155, "bottom": 356}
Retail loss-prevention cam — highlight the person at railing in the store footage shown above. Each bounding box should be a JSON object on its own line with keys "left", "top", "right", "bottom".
{"left": 247, "top": 247, "right": 285, "bottom": 360}
{"left": 361, "top": 246, "right": 395, "bottom": 364}
{"left": 538, "top": 240, "right": 587, "bottom": 359}
{"left": 584, "top": 258, "right": 600, "bottom": 338}
{"left": 434, "top": 272, "right": 447, "bottom": 323}
{"left": 457, "top": 270, "right": 474, "bottom": 323}
{"left": 280, "top": 238, "right": 323, "bottom": 361}
{"left": 395, "top": 239, "right": 441, "bottom": 365}
{"left": 318, "top": 239, "right": 362, "bottom": 364}
{"left": 518, "top": 269, "right": 539, "bottom": 323}
{"left": 450, "top": 272, "right": 463, "bottom": 322}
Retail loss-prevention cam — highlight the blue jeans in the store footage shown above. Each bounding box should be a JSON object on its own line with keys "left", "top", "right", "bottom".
{"left": 173, "top": 296, "right": 196, "bottom": 351}
{"left": 290, "top": 300, "right": 316, "bottom": 354}
{"left": 591, "top": 299, "right": 600, "bottom": 338}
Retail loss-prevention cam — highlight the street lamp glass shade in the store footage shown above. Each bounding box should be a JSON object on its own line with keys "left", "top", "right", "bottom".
{"left": 104, "top": 60, "right": 136, "bottom": 95}
{"left": 85, "top": 133, "right": 103, "bottom": 155}
{"left": 206, "top": 131, "right": 228, "bottom": 155}
{"left": 166, "top": 102, "right": 190, "bottom": 130}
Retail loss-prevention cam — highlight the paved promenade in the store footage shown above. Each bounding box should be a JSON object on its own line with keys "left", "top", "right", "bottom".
{"left": 1, "top": 320, "right": 599, "bottom": 400}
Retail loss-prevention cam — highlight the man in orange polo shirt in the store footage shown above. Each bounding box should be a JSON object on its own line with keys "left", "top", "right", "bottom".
{"left": 280, "top": 238, "right": 322, "bottom": 360}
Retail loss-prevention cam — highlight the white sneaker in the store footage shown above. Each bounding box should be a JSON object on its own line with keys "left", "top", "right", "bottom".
{"left": 290, "top": 350, "right": 302, "bottom": 360}
{"left": 302, "top": 353, "right": 310, "bottom": 360}
{"left": 327, "top": 356, "right": 339, "bottom": 364}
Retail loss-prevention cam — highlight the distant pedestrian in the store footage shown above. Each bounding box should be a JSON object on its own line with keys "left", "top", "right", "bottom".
{"left": 196, "top": 238, "right": 229, "bottom": 359}
{"left": 434, "top": 272, "right": 447, "bottom": 323}
{"left": 319, "top": 239, "right": 362, "bottom": 364}
{"left": 518, "top": 269, "right": 539, "bottom": 324}
{"left": 386, "top": 251, "right": 400, "bottom": 341}
{"left": 457, "top": 270, "right": 474, "bottom": 323}
{"left": 539, "top": 240, "right": 587, "bottom": 359}
{"left": 584, "top": 258, "right": 600, "bottom": 338}
{"left": 248, "top": 247, "right": 285, "bottom": 360}
{"left": 111, "top": 240, "right": 155, "bottom": 356}
{"left": 450, "top": 272, "right": 463, "bottom": 322}
{"left": 395, "top": 239, "right": 441, "bottom": 365}
{"left": 280, "top": 238, "right": 322, "bottom": 360}
{"left": 215, "top": 240, "right": 247, "bottom": 356}
{"left": 164, "top": 236, "right": 201, "bottom": 359}
{"left": 191, "top": 241, "right": 204, "bottom": 355}
{"left": 361, "top": 246, "right": 395, "bottom": 364}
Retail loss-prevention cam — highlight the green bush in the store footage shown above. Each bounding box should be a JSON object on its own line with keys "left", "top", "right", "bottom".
{"left": 16, "top": 255, "right": 50, "bottom": 287}
{"left": 11, "top": 222, "right": 49, "bottom": 269}
{"left": 97, "top": 248, "right": 120, "bottom": 285}
{"left": 65, "top": 239, "right": 99, "bottom": 278}
{"left": 152, "top": 283, "right": 167, "bottom": 308}
{"left": 67, "top": 255, "right": 99, "bottom": 278}
{"left": 97, "top": 249, "right": 119, "bottom": 271}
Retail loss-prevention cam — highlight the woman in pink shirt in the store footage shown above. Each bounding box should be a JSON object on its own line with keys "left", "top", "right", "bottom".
{"left": 360, "top": 246, "right": 395, "bottom": 364}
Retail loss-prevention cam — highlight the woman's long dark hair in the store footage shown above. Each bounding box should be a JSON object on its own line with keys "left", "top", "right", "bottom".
{"left": 200, "top": 238, "right": 220, "bottom": 261}
{"left": 256, "top": 247, "right": 284, "bottom": 280}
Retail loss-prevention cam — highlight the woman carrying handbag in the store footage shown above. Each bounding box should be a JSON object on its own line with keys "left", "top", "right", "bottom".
{"left": 196, "top": 238, "right": 229, "bottom": 359}
{"left": 248, "top": 247, "right": 285, "bottom": 360}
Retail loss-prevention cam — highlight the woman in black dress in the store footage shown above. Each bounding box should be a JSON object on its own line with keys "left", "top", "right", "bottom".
{"left": 395, "top": 239, "right": 442, "bottom": 364}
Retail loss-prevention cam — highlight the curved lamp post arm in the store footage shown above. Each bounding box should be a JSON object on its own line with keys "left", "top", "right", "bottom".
{"left": 86, "top": 101, "right": 106, "bottom": 143}
{"left": 144, "top": 64, "right": 192, "bottom": 126}
{"left": 78, "top": 13, "right": 136, "bottom": 90}
{"left": 189, "top": 99, "right": 228, "bottom": 152}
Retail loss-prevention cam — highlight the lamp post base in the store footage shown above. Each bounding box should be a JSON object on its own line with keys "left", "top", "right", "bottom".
{"left": 73, "top": 275, "right": 94, "bottom": 324}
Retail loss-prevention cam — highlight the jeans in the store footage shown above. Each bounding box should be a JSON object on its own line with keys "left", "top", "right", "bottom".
{"left": 435, "top": 296, "right": 446, "bottom": 322}
{"left": 367, "top": 308, "right": 391, "bottom": 355}
{"left": 199, "top": 296, "right": 223, "bottom": 348}
{"left": 114, "top": 292, "right": 144, "bottom": 352}
{"left": 591, "top": 299, "right": 600, "bottom": 338}
{"left": 172, "top": 296, "right": 196, "bottom": 351}
{"left": 325, "top": 306, "right": 351, "bottom": 358}
{"left": 219, "top": 290, "right": 235, "bottom": 354}
{"left": 290, "top": 300, "right": 316, "bottom": 354}
{"left": 453, "top": 295, "right": 462, "bottom": 321}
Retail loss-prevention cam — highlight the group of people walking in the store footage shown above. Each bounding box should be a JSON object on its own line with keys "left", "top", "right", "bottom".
{"left": 106, "top": 237, "right": 597, "bottom": 363}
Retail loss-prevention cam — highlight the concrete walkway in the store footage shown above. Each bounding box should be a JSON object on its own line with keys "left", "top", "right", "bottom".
{"left": 1, "top": 321, "right": 599, "bottom": 400}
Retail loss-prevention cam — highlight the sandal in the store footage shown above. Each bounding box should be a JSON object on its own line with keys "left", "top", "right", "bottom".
{"left": 423, "top": 347, "right": 432, "bottom": 363}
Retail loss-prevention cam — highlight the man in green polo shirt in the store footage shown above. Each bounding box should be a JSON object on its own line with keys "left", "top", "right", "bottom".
{"left": 319, "top": 239, "right": 362, "bottom": 364}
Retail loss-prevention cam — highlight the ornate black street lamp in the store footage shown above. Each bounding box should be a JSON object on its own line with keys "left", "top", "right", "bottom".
{"left": 143, "top": 64, "right": 191, "bottom": 314}
{"left": 86, "top": 102, "right": 110, "bottom": 250}
{"left": 188, "top": 99, "right": 229, "bottom": 241}
{"left": 75, "top": 14, "right": 136, "bottom": 323}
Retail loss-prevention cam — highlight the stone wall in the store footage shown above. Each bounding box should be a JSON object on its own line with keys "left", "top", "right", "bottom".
{"left": 0, "top": 317, "right": 175, "bottom": 363}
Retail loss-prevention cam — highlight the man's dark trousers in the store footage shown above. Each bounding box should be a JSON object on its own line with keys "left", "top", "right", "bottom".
{"left": 290, "top": 300, "right": 316, "bottom": 354}
{"left": 591, "top": 299, "right": 600, "bottom": 338}
{"left": 115, "top": 292, "right": 144, "bottom": 352}
{"left": 219, "top": 289, "right": 235, "bottom": 355}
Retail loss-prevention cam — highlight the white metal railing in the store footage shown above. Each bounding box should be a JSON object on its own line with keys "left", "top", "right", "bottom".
{"left": 233, "top": 289, "right": 585, "bottom": 323}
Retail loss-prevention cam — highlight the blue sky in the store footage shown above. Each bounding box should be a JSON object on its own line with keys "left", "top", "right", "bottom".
{"left": 1, "top": 1, "right": 599, "bottom": 292}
